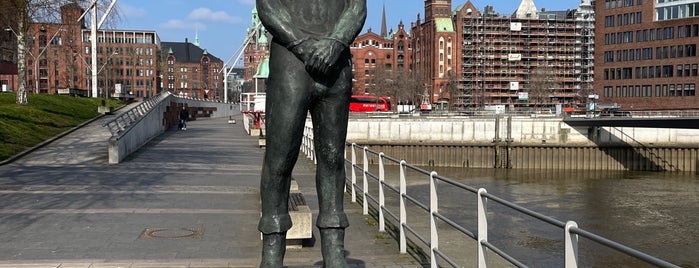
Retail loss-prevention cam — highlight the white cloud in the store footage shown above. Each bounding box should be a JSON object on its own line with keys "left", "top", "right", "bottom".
{"left": 159, "top": 19, "right": 207, "bottom": 31}
{"left": 118, "top": 3, "right": 146, "bottom": 18}
{"left": 239, "top": 0, "right": 255, "bottom": 5}
{"left": 187, "top": 7, "right": 243, "bottom": 24}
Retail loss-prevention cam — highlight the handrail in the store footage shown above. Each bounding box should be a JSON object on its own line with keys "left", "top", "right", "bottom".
{"left": 299, "top": 125, "right": 680, "bottom": 268}
{"left": 102, "top": 91, "right": 173, "bottom": 137}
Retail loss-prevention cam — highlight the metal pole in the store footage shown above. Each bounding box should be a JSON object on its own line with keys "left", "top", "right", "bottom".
{"left": 429, "top": 171, "right": 439, "bottom": 268}
{"left": 378, "top": 152, "right": 385, "bottom": 232}
{"left": 477, "top": 188, "right": 488, "bottom": 268}
{"left": 399, "top": 160, "right": 407, "bottom": 254}
{"left": 362, "top": 146, "right": 369, "bottom": 215}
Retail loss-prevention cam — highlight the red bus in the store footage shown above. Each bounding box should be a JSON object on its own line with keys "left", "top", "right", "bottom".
{"left": 349, "top": 95, "right": 391, "bottom": 112}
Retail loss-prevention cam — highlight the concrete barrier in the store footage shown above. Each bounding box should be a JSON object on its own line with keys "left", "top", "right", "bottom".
{"left": 106, "top": 93, "right": 239, "bottom": 164}
{"left": 287, "top": 180, "right": 312, "bottom": 248}
{"left": 344, "top": 116, "right": 699, "bottom": 147}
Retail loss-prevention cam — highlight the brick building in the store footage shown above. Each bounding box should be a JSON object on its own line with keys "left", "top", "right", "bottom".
{"left": 10, "top": 3, "right": 162, "bottom": 99}
{"left": 412, "top": 0, "right": 595, "bottom": 111}
{"left": 4, "top": 3, "right": 226, "bottom": 101}
{"left": 350, "top": 5, "right": 413, "bottom": 95}
{"left": 595, "top": 0, "right": 699, "bottom": 110}
{"left": 411, "top": 0, "right": 458, "bottom": 108}
{"left": 243, "top": 8, "right": 269, "bottom": 86}
{"left": 242, "top": 6, "right": 413, "bottom": 99}
{"left": 161, "top": 38, "right": 224, "bottom": 100}
{"left": 1, "top": 24, "right": 17, "bottom": 92}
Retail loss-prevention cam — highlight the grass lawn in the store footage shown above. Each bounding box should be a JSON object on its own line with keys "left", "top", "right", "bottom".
{"left": 0, "top": 93, "right": 122, "bottom": 161}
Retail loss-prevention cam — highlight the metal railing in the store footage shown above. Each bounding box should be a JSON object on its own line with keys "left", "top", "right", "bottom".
{"left": 300, "top": 125, "right": 679, "bottom": 268}
{"left": 102, "top": 91, "right": 172, "bottom": 137}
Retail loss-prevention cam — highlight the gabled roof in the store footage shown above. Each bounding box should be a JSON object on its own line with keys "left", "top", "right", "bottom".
{"left": 161, "top": 39, "right": 223, "bottom": 63}
{"left": 512, "top": 0, "right": 539, "bottom": 19}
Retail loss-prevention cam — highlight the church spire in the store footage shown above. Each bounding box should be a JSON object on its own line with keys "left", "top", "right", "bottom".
{"left": 194, "top": 27, "right": 200, "bottom": 47}
{"left": 380, "top": 3, "right": 387, "bottom": 37}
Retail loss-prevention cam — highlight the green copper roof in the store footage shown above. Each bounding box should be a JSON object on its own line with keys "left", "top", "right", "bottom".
{"left": 253, "top": 56, "right": 269, "bottom": 79}
{"left": 435, "top": 18, "right": 454, "bottom": 32}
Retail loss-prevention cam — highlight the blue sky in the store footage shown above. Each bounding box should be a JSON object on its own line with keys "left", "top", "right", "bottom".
{"left": 113, "top": 0, "right": 582, "bottom": 66}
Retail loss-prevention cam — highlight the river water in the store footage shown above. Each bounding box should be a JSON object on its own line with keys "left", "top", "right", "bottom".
{"left": 363, "top": 166, "right": 699, "bottom": 267}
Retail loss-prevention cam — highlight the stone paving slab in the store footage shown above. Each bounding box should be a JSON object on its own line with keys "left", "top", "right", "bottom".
{"left": 0, "top": 109, "right": 422, "bottom": 267}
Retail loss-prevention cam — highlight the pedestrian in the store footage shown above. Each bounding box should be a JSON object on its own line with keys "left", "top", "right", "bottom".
{"left": 179, "top": 106, "right": 189, "bottom": 130}
{"left": 255, "top": 0, "right": 366, "bottom": 267}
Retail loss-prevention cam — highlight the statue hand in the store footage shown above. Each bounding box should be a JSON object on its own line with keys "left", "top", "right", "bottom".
{"left": 290, "top": 38, "right": 317, "bottom": 63}
{"left": 305, "top": 38, "right": 346, "bottom": 76}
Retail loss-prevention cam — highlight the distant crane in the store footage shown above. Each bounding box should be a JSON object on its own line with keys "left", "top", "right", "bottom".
{"left": 221, "top": 22, "right": 262, "bottom": 103}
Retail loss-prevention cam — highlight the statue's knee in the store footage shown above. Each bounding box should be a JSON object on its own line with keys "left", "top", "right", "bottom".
{"left": 259, "top": 214, "right": 293, "bottom": 234}
{"left": 316, "top": 212, "right": 349, "bottom": 229}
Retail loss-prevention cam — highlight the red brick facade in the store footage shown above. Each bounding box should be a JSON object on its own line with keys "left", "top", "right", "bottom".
{"left": 4, "top": 3, "right": 226, "bottom": 101}
{"left": 411, "top": 0, "right": 458, "bottom": 106}
{"left": 243, "top": 9, "right": 269, "bottom": 83}
{"left": 12, "top": 4, "right": 163, "bottom": 100}
{"left": 594, "top": 0, "right": 699, "bottom": 110}
{"left": 162, "top": 39, "right": 224, "bottom": 100}
{"left": 350, "top": 22, "right": 412, "bottom": 95}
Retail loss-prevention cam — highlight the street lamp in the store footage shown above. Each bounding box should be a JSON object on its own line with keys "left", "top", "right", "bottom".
{"left": 97, "top": 51, "right": 118, "bottom": 98}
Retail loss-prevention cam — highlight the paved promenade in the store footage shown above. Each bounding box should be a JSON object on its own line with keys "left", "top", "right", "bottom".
{"left": 0, "top": 108, "right": 421, "bottom": 267}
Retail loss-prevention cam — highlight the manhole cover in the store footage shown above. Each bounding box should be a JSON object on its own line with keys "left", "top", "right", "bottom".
{"left": 139, "top": 227, "right": 203, "bottom": 239}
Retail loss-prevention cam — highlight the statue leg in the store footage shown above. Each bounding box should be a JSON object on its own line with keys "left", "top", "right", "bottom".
{"left": 309, "top": 63, "right": 353, "bottom": 267}
{"left": 258, "top": 42, "right": 313, "bottom": 268}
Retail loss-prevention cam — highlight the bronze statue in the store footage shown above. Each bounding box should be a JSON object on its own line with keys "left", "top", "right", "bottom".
{"left": 255, "top": 0, "right": 366, "bottom": 267}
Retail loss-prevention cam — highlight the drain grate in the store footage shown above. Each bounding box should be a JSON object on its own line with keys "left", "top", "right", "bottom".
{"left": 139, "top": 227, "right": 203, "bottom": 239}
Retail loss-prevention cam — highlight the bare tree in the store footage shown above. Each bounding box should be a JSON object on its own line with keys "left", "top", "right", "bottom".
{"left": 527, "top": 66, "right": 559, "bottom": 107}
{"left": 444, "top": 70, "right": 460, "bottom": 111}
{"left": 0, "top": 0, "right": 120, "bottom": 104}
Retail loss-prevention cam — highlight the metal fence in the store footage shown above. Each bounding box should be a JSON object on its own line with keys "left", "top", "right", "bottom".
{"left": 300, "top": 125, "right": 679, "bottom": 268}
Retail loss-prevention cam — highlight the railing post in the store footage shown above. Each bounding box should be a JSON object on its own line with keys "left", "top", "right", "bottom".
{"left": 399, "top": 160, "right": 407, "bottom": 254}
{"left": 350, "top": 143, "right": 357, "bottom": 202}
{"left": 362, "top": 146, "right": 369, "bottom": 215}
{"left": 378, "top": 152, "right": 385, "bottom": 232}
{"left": 429, "top": 171, "right": 439, "bottom": 268}
{"left": 311, "top": 130, "right": 316, "bottom": 165}
{"left": 343, "top": 144, "right": 348, "bottom": 193}
{"left": 565, "top": 221, "right": 579, "bottom": 268}
{"left": 478, "top": 188, "right": 488, "bottom": 268}
{"left": 301, "top": 127, "right": 307, "bottom": 156}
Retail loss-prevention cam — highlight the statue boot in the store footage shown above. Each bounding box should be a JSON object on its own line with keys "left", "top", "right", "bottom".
{"left": 320, "top": 228, "right": 348, "bottom": 268}
{"left": 260, "top": 232, "right": 286, "bottom": 268}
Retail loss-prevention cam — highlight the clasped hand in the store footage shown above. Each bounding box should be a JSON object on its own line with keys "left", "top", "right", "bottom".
{"left": 291, "top": 38, "right": 345, "bottom": 76}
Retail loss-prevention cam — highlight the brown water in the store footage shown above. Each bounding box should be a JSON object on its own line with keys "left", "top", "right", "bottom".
{"left": 363, "top": 166, "right": 699, "bottom": 267}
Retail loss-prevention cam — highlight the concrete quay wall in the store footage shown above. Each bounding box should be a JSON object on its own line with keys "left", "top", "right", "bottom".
{"left": 346, "top": 116, "right": 699, "bottom": 147}
{"left": 341, "top": 116, "right": 699, "bottom": 172}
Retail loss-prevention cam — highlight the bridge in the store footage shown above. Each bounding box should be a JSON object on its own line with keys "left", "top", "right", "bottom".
{"left": 0, "top": 95, "right": 682, "bottom": 267}
{"left": 564, "top": 115, "right": 699, "bottom": 129}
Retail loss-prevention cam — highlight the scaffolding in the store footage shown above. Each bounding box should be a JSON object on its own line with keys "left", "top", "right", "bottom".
{"left": 456, "top": 3, "right": 593, "bottom": 111}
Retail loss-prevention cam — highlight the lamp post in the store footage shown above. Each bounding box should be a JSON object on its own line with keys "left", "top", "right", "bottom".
{"left": 97, "top": 51, "right": 118, "bottom": 98}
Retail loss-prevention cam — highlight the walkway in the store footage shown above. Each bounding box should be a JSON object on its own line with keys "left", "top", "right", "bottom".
{"left": 0, "top": 110, "right": 420, "bottom": 267}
